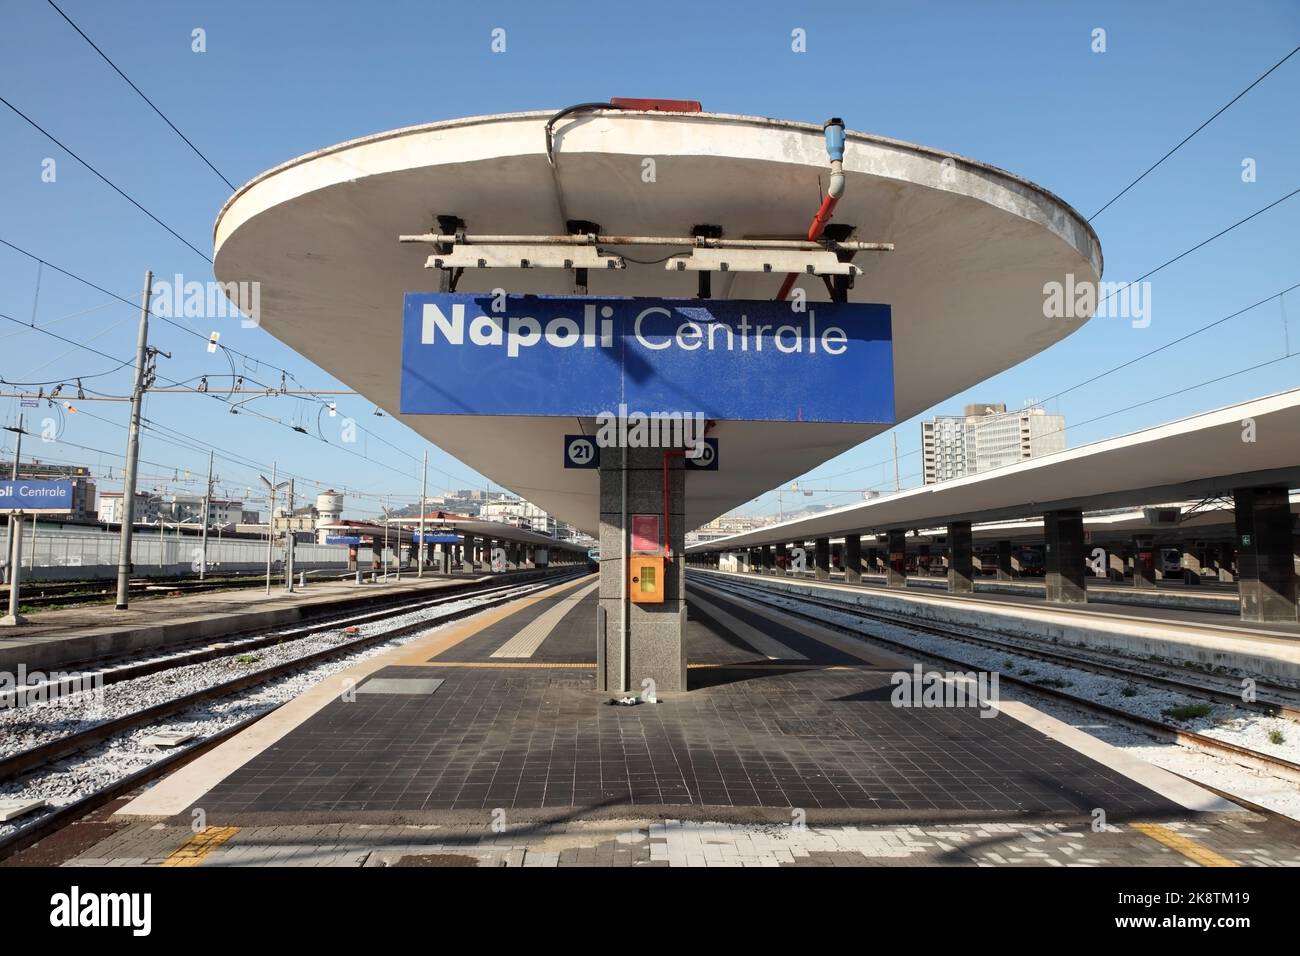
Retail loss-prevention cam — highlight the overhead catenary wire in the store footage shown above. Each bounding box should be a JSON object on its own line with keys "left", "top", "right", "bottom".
{"left": 0, "top": 237, "right": 493, "bottom": 487}
{"left": 44, "top": 0, "right": 238, "bottom": 191}
{"left": 1089, "top": 43, "right": 1300, "bottom": 221}
{"left": 804, "top": 280, "right": 1299, "bottom": 484}
{"left": 0, "top": 95, "right": 212, "bottom": 263}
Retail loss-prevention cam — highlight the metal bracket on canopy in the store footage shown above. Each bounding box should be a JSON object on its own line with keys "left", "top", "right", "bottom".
{"left": 424, "top": 244, "right": 626, "bottom": 271}
{"left": 664, "top": 247, "right": 862, "bottom": 276}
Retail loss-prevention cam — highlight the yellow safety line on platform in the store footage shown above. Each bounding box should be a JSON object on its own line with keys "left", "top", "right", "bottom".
{"left": 160, "top": 826, "right": 239, "bottom": 867}
{"left": 492, "top": 578, "right": 601, "bottom": 658}
{"left": 1130, "top": 822, "right": 1239, "bottom": 867}
{"left": 686, "top": 662, "right": 862, "bottom": 670}
{"left": 391, "top": 574, "right": 596, "bottom": 666}
{"left": 424, "top": 661, "right": 594, "bottom": 669}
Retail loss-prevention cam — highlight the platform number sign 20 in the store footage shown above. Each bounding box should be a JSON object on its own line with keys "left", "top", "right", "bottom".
{"left": 563, "top": 434, "right": 600, "bottom": 469}
{"left": 684, "top": 437, "right": 719, "bottom": 471}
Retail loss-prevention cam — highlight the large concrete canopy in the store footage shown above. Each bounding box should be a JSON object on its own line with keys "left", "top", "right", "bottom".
{"left": 689, "top": 388, "right": 1300, "bottom": 551}
{"left": 214, "top": 108, "right": 1101, "bottom": 534}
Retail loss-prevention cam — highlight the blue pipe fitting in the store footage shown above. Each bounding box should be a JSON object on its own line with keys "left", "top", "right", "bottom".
{"left": 823, "top": 117, "right": 845, "bottom": 162}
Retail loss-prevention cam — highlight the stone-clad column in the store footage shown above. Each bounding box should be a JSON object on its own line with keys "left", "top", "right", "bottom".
{"left": 597, "top": 445, "right": 686, "bottom": 693}
{"left": 1044, "top": 509, "right": 1086, "bottom": 604}
{"left": 948, "top": 521, "right": 974, "bottom": 594}
{"left": 843, "top": 535, "right": 862, "bottom": 585}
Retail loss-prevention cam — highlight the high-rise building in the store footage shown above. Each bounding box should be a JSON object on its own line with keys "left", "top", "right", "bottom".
{"left": 922, "top": 403, "right": 1065, "bottom": 484}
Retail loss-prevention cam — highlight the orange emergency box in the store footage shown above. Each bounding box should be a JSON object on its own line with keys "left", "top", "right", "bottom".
{"left": 629, "top": 555, "right": 665, "bottom": 604}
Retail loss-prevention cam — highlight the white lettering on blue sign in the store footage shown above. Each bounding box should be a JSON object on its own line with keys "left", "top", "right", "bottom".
{"left": 401, "top": 294, "right": 894, "bottom": 423}
{"left": 422, "top": 302, "right": 615, "bottom": 358}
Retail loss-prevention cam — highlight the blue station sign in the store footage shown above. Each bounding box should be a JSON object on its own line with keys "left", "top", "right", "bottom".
{"left": 415, "top": 532, "right": 461, "bottom": 544}
{"left": 325, "top": 535, "right": 363, "bottom": 545}
{"left": 0, "top": 479, "right": 74, "bottom": 513}
{"left": 401, "top": 294, "right": 894, "bottom": 424}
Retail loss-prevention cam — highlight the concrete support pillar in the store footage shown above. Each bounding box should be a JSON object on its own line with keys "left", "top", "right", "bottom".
{"left": 1132, "top": 535, "right": 1156, "bottom": 589}
{"left": 995, "top": 539, "right": 1013, "bottom": 581}
{"left": 814, "top": 537, "right": 831, "bottom": 581}
{"left": 761, "top": 544, "right": 774, "bottom": 574}
{"left": 1234, "top": 486, "right": 1298, "bottom": 623}
{"left": 844, "top": 535, "right": 862, "bottom": 585}
{"left": 1107, "top": 549, "right": 1125, "bottom": 582}
{"left": 917, "top": 543, "right": 931, "bottom": 577}
{"left": 775, "top": 542, "right": 788, "bottom": 576}
{"left": 948, "top": 521, "right": 974, "bottom": 594}
{"left": 597, "top": 445, "right": 686, "bottom": 693}
{"left": 1217, "top": 542, "right": 1236, "bottom": 583}
{"left": 461, "top": 536, "right": 476, "bottom": 572}
{"left": 867, "top": 547, "right": 881, "bottom": 576}
{"left": 1181, "top": 543, "right": 1201, "bottom": 585}
{"left": 886, "top": 529, "right": 907, "bottom": 589}
{"left": 1044, "top": 509, "right": 1087, "bottom": 604}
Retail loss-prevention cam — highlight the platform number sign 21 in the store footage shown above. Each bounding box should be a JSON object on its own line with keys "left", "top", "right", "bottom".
{"left": 563, "top": 434, "right": 600, "bottom": 469}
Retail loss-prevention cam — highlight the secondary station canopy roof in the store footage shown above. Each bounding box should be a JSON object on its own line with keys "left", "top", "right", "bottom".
{"left": 213, "top": 107, "right": 1102, "bottom": 534}
{"left": 688, "top": 388, "right": 1300, "bottom": 551}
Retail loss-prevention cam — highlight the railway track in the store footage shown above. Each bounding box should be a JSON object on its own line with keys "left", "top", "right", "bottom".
{"left": 1, "top": 571, "right": 569, "bottom": 709}
{"left": 0, "top": 570, "right": 585, "bottom": 859}
{"left": 1, "top": 570, "right": 360, "bottom": 610}
{"left": 715, "top": 575, "right": 1300, "bottom": 720}
{"left": 693, "top": 571, "right": 1300, "bottom": 786}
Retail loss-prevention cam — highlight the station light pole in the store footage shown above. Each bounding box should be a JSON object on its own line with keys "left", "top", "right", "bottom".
{"left": 199, "top": 449, "right": 213, "bottom": 580}
{"left": 418, "top": 450, "right": 427, "bottom": 578}
{"left": 2, "top": 415, "right": 28, "bottom": 625}
{"left": 285, "top": 477, "right": 295, "bottom": 592}
{"left": 115, "top": 271, "right": 156, "bottom": 611}
{"left": 259, "top": 466, "right": 287, "bottom": 595}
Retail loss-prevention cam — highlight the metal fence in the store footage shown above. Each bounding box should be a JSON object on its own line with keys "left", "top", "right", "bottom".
{"left": 2, "top": 525, "right": 349, "bottom": 578}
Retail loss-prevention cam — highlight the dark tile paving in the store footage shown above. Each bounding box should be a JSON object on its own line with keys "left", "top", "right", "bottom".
{"left": 531, "top": 590, "right": 598, "bottom": 662}
{"left": 687, "top": 584, "right": 868, "bottom": 666}
{"left": 194, "top": 661, "right": 1183, "bottom": 819}
{"left": 434, "top": 579, "right": 596, "bottom": 662}
{"left": 182, "top": 576, "right": 1186, "bottom": 821}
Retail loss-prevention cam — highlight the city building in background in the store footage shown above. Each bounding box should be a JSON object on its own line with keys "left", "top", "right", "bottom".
{"left": 96, "top": 490, "right": 160, "bottom": 525}
{"left": 479, "top": 497, "right": 558, "bottom": 536}
{"left": 922, "top": 403, "right": 1066, "bottom": 485}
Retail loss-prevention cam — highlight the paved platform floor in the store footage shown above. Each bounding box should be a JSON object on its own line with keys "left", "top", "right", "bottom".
{"left": 109, "top": 577, "right": 1234, "bottom": 820}
{"left": 58, "top": 813, "right": 1300, "bottom": 868}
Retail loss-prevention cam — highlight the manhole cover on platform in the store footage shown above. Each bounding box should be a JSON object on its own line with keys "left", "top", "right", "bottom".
{"left": 357, "top": 678, "right": 445, "bottom": 696}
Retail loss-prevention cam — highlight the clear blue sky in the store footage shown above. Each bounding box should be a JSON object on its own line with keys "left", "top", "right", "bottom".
{"left": 1, "top": 0, "right": 1297, "bottom": 521}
